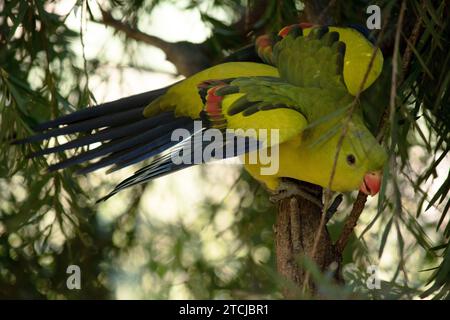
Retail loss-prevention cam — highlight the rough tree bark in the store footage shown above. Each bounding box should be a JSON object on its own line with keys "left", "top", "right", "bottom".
{"left": 275, "top": 183, "right": 341, "bottom": 297}
{"left": 273, "top": 1, "right": 342, "bottom": 298}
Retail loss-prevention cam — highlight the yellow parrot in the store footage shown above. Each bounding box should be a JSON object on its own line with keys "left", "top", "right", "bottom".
{"left": 16, "top": 25, "right": 386, "bottom": 201}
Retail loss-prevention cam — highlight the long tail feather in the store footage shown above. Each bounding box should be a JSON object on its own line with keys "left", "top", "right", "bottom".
{"left": 33, "top": 88, "right": 168, "bottom": 131}
{"left": 15, "top": 107, "right": 146, "bottom": 144}
{"left": 47, "top": 116, "right": 192, "bottom": 172}
{"left": 96, "top": 130, "right": 261, "bottom": 202}
{"left": 20, "top": 85, "right": 261, "bottom": 201}
{"left": 28, "top": 112, "right": 174, "bottom": 158}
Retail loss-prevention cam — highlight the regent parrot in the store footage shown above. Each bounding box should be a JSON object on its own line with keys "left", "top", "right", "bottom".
{"left": 15, "top": 25, "right": 387, "bottom": 201}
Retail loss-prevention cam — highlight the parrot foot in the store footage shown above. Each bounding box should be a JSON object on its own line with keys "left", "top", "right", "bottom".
{"left": 269, "top": 180, "right": 323, "bottom": 207}
{"left": 269, "top": 180, "right": 343, "bottom": 222}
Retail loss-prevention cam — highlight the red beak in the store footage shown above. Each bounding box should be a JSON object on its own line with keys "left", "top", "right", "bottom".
{"left": 359, "top": 171, "right": 382, "bottom": 196}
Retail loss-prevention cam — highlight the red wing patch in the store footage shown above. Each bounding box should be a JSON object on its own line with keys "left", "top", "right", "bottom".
{"left": 256, "top": 23, "right": 314, "bottom": 64}
{"left": 278, "top": 23, "right": 314, "bottom": 38}
{"left": 198, "top": 80, "right": 233, "bottom": 130}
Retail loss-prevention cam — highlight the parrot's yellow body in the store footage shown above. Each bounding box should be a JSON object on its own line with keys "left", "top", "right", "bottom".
{"left": 19, "top": 25, "right": 386, "bottom": 200}
{"left": 145, "top": 62, "right": 280, "bottom": 119}
{"left": 142, "top": 25, "right": 384, "bottom": 192}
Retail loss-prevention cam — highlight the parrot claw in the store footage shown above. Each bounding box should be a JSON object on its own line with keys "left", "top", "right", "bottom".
{"left": 269, "top": 180, "right": 323, "bottom": 207}
{"left": 269, "top": 179, "right": 343, "bottom": 222}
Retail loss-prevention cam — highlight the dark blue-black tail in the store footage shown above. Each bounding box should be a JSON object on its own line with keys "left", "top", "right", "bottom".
{"left": 14, "top": 86, "right": 258, "bottom": 202}
{"left": 13, "top": 87, "right": 199, "bottom": 200}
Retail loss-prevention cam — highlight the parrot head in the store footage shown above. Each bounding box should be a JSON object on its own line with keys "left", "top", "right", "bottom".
{"left": 296, "top": 116, "right": 387, "bottom": 196}
{"left": 329, "top": 118, "right": 387, "bottom": 196}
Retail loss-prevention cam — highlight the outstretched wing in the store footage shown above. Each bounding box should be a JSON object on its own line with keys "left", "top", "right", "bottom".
{"left": 273, "top": 26, "right": 347, "bottom": 92}
{"left": 198, "top": 77, "right": 310, "bottom": 147}
{"left": 200, "top": 74, "right": 354, "bottom": 130}
{"left": 255, "top": 23, "right": 314, "bottom": 65}
{"left": 256, "top": 25, "right": 383, "bottom": 95}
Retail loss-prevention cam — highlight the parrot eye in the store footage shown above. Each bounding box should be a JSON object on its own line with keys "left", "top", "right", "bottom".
{"left": 346, "top": 154, "right": 356, "bottom": 166}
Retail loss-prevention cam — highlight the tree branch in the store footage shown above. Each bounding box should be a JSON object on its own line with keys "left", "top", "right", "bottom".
{"left": 302, "top": 0, "right": 336, "bottom": 24}
{"left": 402, "top": 12, "right": 423, "bottom": 77}
{"left": 335, "top": 192, "right": 368, "bottom": 254}
{"left": 98, "top": 8, "right": 211, "bottom": 76}
{"left": 276, "top": 187, "right": 341, "bottom": 297}
{"left": 336, "top": 0, "right": 407, "bottom": 256}
{"left": 99, "top": 8, "right": 172, "bottom": 52}
{"left": 274, "top": 0, "right": 340, "bottom": 297}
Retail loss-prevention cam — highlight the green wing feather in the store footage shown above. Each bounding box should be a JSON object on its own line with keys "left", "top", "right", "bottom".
{"left": 273, "top": 26, "right": 347, "bottom": 92}
{"left": 196, "top": 26, "right": 369, "bottom": 147}
{"left": 202, "top": 76, "right": 351, "bottom": 120}
{"left": 199, "top": 77, "right": 308, "bottom": 146}
{"left": 209, "top": 26, "right": 353, "bottom": 122}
